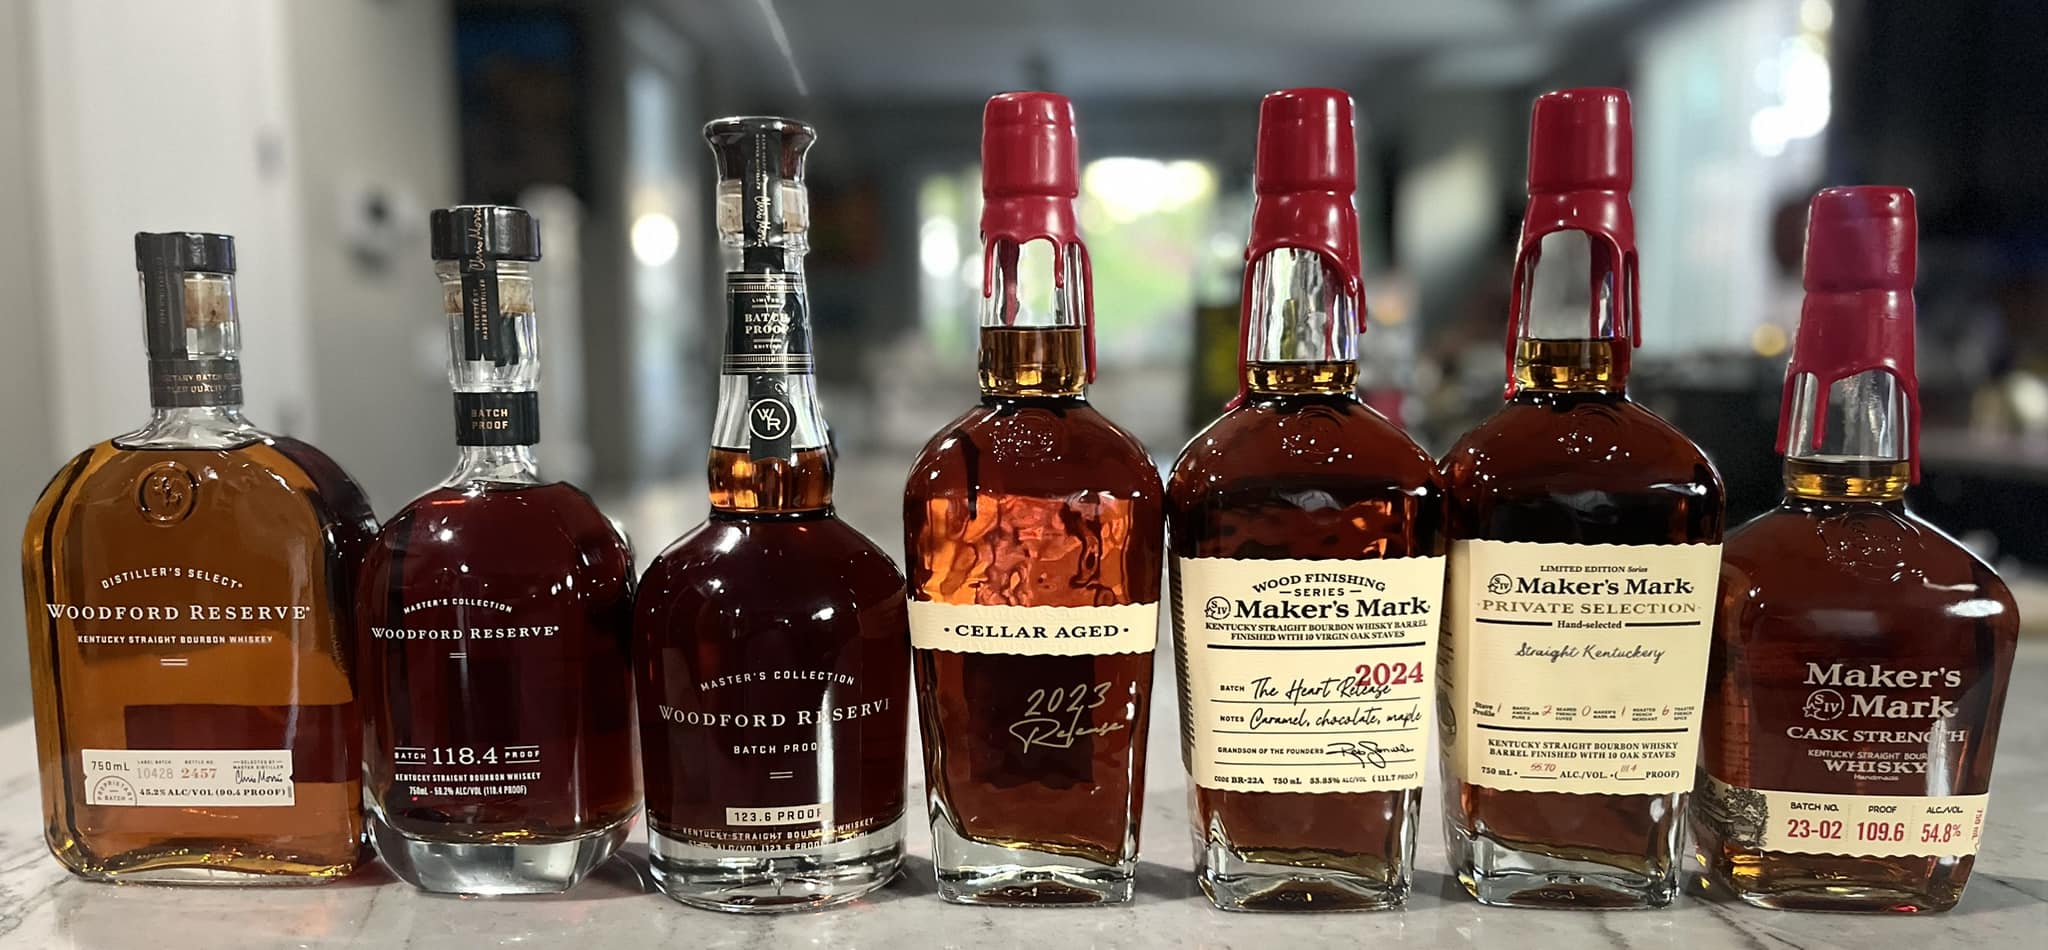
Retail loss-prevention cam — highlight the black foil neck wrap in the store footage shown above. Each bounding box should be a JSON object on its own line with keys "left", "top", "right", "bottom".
{"left": 430, "top": 205, "right": 540, "bottom": 366}
{"left": 135, "top": 231, "right": 241, "bottom": 408}
{"left": 454, "top": 391, "right": 540, "bottom": 446}
{"left": 706, "top": 117, "right": 819, "bottom": 460}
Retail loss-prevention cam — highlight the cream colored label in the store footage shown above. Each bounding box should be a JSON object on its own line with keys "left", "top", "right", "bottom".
{"left": 1178, "top": 556, "right": 1445, "bottom": 794}
{"left": 1700, "top": 775, "right": 1987, "bottom": 858}
{"left": 909, "top": 601, "right": 1157, "bottom": 655}
{"left": 1441, "top": 540, "right": 1720, "bottom": 795}
{"left": 80, "top": 749, "right": 295, "bottom": 807}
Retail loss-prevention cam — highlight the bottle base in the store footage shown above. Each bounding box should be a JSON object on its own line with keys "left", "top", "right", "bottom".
{"left": 369, "top": 814, "right": 634, "bottom": 895}
{"left": 50, "top": 838, "right": 356, "bottom": 885}
{"left": 1195, "top": 839, "right": 1408, "bottom": 912}
{"left": 930, "top": 820, "right": 1134, "bottom": 906}
{"left": 1449, "top": 826, "right": 1675, "bottom": 909}
{"left": 648, "top": 817, "right": 904, "bottom": 913}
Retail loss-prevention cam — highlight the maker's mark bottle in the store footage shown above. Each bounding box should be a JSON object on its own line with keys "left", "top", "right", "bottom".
{"left": 1168, "top": 89, "right": 1447, "bottom": 912}
{"left": 903, "top": 91, "right": 1165, "bottom": 906}
{"left": 21, "top": 232, "right": 376, "bottom": 883}
{"left": 1436, "top": 88, "right": 1726, "bottom": 909}
{"left": 1692, "top": 186, "right": 2017, "bottom": 912}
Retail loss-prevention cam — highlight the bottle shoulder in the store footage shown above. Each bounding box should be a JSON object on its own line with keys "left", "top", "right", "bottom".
{"left": 906, "top": 400, "right": 1164, "bottom": 500}
{"left": 372, "top": 482, "right": 630, "bottom": 570}
{"left": 1168, "top": 396, "right": 1439, "bottom": 503}
{"left": 1719, "top": 503, "right": 2019, "bottom": 642}
{"left": 641, "top": 515, "right": 907, "bottom": 602}
{"left": 1441, "top": 396, "right": 1724, "bottom": 495}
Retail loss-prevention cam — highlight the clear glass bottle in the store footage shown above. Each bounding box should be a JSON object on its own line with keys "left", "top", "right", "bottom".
{"left": 355, "top": 206, "right": 639, "bottom": 894}
{"left": 1168, "top": 89, "right": 1447, "bottom": 911}
{"left": 903, "top": 92, "right": 1164, "bottom": 906}
{"left": 1693, "top": 186, "right": 2018, "bottom": 912}
{"left": 634, "top": 117, "right": 911, "bottom": 913}
{"left": 20, "top": 232, "right": 376, "bottom": 882}
{"left": 1437, "top": 88, "right": 1726, "bottom": 908}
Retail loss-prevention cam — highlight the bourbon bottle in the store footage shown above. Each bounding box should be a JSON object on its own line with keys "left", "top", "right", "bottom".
{"left": 634, "top": 117, "right": 910, "bottom": 912}
{"left": 1693, "top": 187, "right": 2018, "bottom": 912}
{"left": 1167, "top": 89, "right": 1447, "bottom": 911}
{"left": 903, "top": 92, "right": 1165, "bottom": 906}
{"left": 356, "top": 206, "right": 639, "bottom": 894}
{"left": 1437, "top": 88, "right": 1726, "bottom": 908}
{"left": 20, "top": 232, "right": 376, "bottom": 882}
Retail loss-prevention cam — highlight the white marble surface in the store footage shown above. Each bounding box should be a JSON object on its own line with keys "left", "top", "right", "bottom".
{"left": 0, "top": 647, "right": 2041, "bottom": 949}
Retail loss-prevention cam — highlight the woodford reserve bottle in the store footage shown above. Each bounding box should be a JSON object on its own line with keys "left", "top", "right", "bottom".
{"left": 903, "top": 92, "right": 1165, "bottom": 906}
{"left": 20, "top": 232, "right": 377, "bottom": 882}
{"left": 634, "top": 117, "right": 910, "bottom": 912}
{"left": 1167, "top": 89, "right": 1447, "bottom": 912}
{"left": 1692, "top": 187, "right": 2018, "bottom": 912}
{"left": 1437, "top": 88, "right": 1726, "bottom": 908}
{"left": 355, "top": 206, "right": 638, "bottom": 894}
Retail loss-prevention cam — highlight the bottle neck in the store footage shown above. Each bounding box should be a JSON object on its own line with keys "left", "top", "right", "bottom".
{"left": 438, "top": 261, "right": 544, "bottom": 486}
{"left": 1510, "top": 230, "right": 1631, "bottom": 396}
{"left": 710, "top": 244, "right": 831, "bottom": 514}
{"left": 117, "top": 405, "right": 262, "bottom": 450}
{"left": 1242, "top": 247, "right": 1359, "bottom": 396}
{"left": 1781, "top": 369, "right": 1911, "bottom": 502}
{"left": 449, "top": 445, "right": 541, "bottom": 486}
{"left": 979, "top": 239, "right": 1087, "bottom": 398}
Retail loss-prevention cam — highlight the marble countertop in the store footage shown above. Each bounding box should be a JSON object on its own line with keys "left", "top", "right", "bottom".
{"left": 1, "top": 647, "right": 2041, "bottom": 949}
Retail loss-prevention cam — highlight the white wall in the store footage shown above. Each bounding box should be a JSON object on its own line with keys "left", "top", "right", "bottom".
{"left": 0, "top": 0, "right": 456, "bottom": 721}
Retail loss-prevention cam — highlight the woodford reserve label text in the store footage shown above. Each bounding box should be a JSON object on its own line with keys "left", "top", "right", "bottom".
{"left": 1176, "top": 556, "right": 1445, "bottom": 793}
{"left": 1441, "top": 540, "right": 1721, "bottom": 795}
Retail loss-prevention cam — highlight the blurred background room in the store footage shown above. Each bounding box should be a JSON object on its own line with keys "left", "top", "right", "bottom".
{"left": 1, "top": 0, "right": 2043, "bottom": 720}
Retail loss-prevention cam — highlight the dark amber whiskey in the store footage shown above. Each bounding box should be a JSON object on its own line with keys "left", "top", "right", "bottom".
{"left": 1438, "top": 89, "right": 1725, "bottom": 909}
{"left": 635, "top": 116, "right": 909, "bottom": 913}
{"left": 1693, "top": 186, "right": 2017, "bottom": 912}
{"left": 1439, "top": 339, "right": 1723, "bottom": 907}
{"left": 21, "top": 233, "right": 374, "bottom": 883}
{"left": 358, "top": 207, "right": 639, "bottom": 895}
{"left": 905, "top": 94, "right": 1163, "bottom": 906}
{"left": 1169, "top": 89, "right": 1446, "bottom": 912}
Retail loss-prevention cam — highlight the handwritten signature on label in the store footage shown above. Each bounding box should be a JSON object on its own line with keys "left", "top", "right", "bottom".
{"left": 1007, "top": 682, "right": 1132, "bottom": 753}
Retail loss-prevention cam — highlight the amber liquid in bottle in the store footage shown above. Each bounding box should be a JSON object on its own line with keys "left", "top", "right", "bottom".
{"left": 21, "top": 250, "right": 374, "bottom": 883}
{"left": 1440, "top": 329, "right": 1725, "bottom": 906}
{"left": 905, "top": 317, "right": 1164, "bottom": 905}
{"left": 634, "top": 116, "right": 909, "bottom": 913}
{"left": 1694, "top": 370, "right": 2017, "bottom": 911}
{"left": 1169, "top": 248, "right": 1446, "bottom": 911}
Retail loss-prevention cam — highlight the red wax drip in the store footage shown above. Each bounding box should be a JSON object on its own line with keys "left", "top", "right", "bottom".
{"left": 1504, "top": 87, "right": 1640, "bottom": 396}
{"left": 1232, "top": 88, "right": 1365, "bottom": 407}
{"left": 979, "top": 91, "right": 1096, "bottom": 381}
{"left": 1775, "top": 186, "right": 1922, "bottom": 481}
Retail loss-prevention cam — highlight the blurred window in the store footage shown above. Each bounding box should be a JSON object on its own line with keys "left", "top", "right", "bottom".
{"left": 916, "top": 158, "right": 1217, "bottom": 368}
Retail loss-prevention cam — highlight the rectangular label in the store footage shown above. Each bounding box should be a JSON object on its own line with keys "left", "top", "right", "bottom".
{"left": 1177, "top": 556, "right": 1445, "bottom": 794}
{"left": 1699, "top": 775, "right": 1987, "bottom": 858}
{"left": 725, "top": 802, "right": 832, "bottom": 827}
{"left": 1441, "top": 539, "right": 1721, "bottom": 795}
{"left": 81, "top": 749, "right": 294, "bottom": 807}
{"left": 909, "top": 601, "right": 1158, "bottom": 656}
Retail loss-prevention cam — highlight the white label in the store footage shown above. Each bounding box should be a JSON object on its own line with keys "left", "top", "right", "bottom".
{"left": 725, "top": 802, "right": 832, "bottom": 826}
{"left": 1177, "top": 556, "right": 1445, "bottom": 794}
{"left": 81, "top": 749, "right": 295, "bottom": 807}
{"left": 1441, "top": 540, "right": 1721, "bottom": 795}
{"left": 909, "top": 601, "right": 1158, "bottom": 655}
{"left": 1699, "top": 776, "right": 1987, "bottom": 858}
